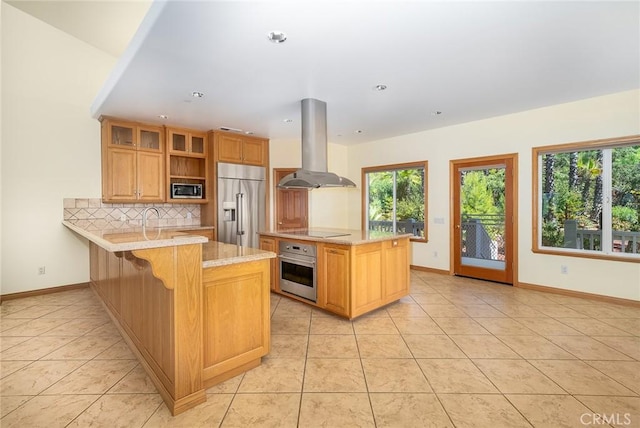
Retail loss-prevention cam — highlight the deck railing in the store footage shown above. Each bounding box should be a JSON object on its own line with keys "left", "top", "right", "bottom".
{"left": 563, "top": 220, "right": 640, "bottom": 254}
{"left": 461, "top": 214, "right": 505, "bottom": 261}
{"left": 368, "top": 220, "right": 424, "bottom": 238}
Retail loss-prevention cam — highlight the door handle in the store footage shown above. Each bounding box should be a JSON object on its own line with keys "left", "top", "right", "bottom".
{"left": 456, "top": 225, "right": 461, "bottom": 229}
{"left": 236, "top": 193, "right": 245, "bottom": 235}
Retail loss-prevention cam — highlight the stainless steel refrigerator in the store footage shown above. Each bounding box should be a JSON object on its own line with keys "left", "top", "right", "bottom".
{"left": 217, "top": 162, "right": 266, "bottom": 248}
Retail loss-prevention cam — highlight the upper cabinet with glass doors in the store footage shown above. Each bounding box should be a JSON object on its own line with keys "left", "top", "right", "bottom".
{"left": 101, "top": 117, "right": 165, "bottom": 203}
{"left": 167, "top": 127, "right": 207, "bottom": 157}
{"left": 106, "top": 119, "right": 163, "bottom": 152}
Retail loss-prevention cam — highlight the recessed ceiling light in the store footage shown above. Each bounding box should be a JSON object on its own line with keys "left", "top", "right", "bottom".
{"left": 158, "top": 114, "right": 168, "bottom": 119}
{"left": 283, "top": 119, "right": 293, "bottom": 123}
{"left": 191, "top": 91, "right": 204, "bottom": 98}
{"left": 355, "top": 130, "right": 363, "bottom": 134}
{"left": 373, "top": 84, "right": 387, "bottom": 91}
{"left": 267, "top": 31, "right": 287, "bottom": 43}
{"left": 431, "top": 111, "right": 443, "bottom": 116}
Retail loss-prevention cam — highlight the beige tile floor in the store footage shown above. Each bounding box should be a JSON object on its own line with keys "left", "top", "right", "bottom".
{"left": 1, "top": 271, "right": 639, "bottom": 427}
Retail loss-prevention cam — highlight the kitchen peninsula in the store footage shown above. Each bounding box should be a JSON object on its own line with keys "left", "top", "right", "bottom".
{"left": 259, "top": 228, "right": 411, "bottom": 319}
{"left": 63, "top": 222, "right": 274, "bottom": 415}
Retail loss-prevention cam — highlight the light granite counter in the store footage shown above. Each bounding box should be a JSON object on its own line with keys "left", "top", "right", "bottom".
{"left": 63, "top": 221, "right": 208, "bottom": 252}
{"left": 259, "top": 228, "right": 413, "bottom": 245}
{"left": 64, "top": 221, "right": 275, "bottom": 266}
{"left": 203, "top": 241, "right": 275, "bottom": 268}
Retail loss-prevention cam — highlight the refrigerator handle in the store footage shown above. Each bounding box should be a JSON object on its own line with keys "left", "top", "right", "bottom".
{"left": 236, "top": 193, "right": 245, "bottom": 236}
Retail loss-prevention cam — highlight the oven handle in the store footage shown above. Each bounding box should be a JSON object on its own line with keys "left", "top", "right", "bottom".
{"left": 278, "top": 254, "right": 316, "bottom": 267}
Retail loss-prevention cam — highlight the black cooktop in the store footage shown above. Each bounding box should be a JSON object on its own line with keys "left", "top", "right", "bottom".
{"left": 285, "top": 230, "right": 350, "bottom": 238}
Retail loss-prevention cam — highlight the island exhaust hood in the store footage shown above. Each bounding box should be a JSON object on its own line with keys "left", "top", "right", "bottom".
{"left": 277, "top": 98, "right": 356, "bottom": 189}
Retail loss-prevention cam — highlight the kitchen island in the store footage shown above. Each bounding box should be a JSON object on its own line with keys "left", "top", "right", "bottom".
{"left": 259, "top": 228, "right": 412, "bottom": 319}
{"left": 63, "top": 222, "right": 274, "bottom": 415}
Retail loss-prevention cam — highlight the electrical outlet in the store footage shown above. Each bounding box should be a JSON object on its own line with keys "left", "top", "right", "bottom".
{"left": 560, "top": 265, "right": 568, "bottom": 274}
{"left": 38, "top": 266, "right": 46, "bottom": 275}
{"left": 433, "top": 251, "right": 438, "bottom": 258}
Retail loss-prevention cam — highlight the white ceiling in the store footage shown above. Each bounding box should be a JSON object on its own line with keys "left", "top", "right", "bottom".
{"left": 14, "top": 1, "right": 640, "bottom": 146}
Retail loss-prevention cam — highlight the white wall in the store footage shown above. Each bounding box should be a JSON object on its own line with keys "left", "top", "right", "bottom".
{"left": 268, "top": 138, "right": 357, "bottom": 229}
{"left": 1, "top": 4, "right": 115, "bottom": 294}
{"left": 344, "top": 90, "right": 640, "bottom": 301}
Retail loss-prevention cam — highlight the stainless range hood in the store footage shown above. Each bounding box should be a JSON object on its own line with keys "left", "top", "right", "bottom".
{"left": 277, "top": 98, "right": 356, "bottom": 189}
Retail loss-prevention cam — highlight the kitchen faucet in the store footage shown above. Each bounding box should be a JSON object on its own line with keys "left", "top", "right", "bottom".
{"left": 142, "top": 206, "right": 160, "bottom": 229}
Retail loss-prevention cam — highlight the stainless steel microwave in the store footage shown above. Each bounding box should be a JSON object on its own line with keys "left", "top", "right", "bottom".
{"left": 171, "top": 183, "right": 203, "bottom": 199}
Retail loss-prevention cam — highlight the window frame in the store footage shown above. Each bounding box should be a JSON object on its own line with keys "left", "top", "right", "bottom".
{"left": 532, "top": 134, "right": 640, "bottom": 263}
{"left": 361, "top": 161, "right": 428, "bottom": 242}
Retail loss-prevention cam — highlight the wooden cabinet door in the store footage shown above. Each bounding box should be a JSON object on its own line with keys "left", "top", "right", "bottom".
{"left": 190, "top": 132, "right": 207, "bottom": 157}
{"left": 137, "top": 151, "right": 165, "bottom": 202}
{"left": 217, "top": 134, "right": 244, "bottom": 163}
{"left": 383, "top": 239, "right": 410, "bottom": 302}
{"left": 352, "top": 243, "right": 383, "bottom": 317}
{"left": 138, "top": 126, "right": 163, "bottom": 152}
{"left": 107, "top": 121, "right": 136, "bottom": 149}
{"left": 202, "top": 260, "right": 271, "bottom": 379}
{"left": 168, "top": 129, "right": 189, "bottom": 155}
{"left": 259, "top": 237, "right": 277, "bottom": 291}
{"left": 322, "top": 244, "right": 350, "bottom": 317}
{"left": 105, "top": 148, "right": 137, "bottom": 201}
{"left": 242, "top": 139, "right": 265, "bottom": 166}
{"left": 169, "top": 128, "right": 206, "bottom": 157}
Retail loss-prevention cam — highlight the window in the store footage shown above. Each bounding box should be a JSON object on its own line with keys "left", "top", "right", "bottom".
{"left": 362, "top": 161, "right": 428, "bottom": 240}
{"left": 533, "top": 135, "right": 640, "bottom": 261}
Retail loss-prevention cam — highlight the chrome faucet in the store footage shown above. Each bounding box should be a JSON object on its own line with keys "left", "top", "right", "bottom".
{"left": 142, "top": 207, "right": 160, "bottom": 228}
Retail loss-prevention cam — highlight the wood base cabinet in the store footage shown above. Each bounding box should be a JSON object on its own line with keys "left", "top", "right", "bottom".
{"left": 259, "top": 237, "right": 277, "bottom": 291}
{"left": 270, "top": 236, "right": 411, "bottom": 319}
{"left": 319, "top": 244, "right": 350, "bottom": 317}
{"left": 89, "top": 241, "right": 271, "bottom": 414}
{"left": 201, "top": 260, "right": 271, "bottom": 387}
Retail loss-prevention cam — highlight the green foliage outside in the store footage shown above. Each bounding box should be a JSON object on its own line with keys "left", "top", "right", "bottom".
{"left": 541, "top": 145, "right": 640, "bottom": 248}
{"left": 460, "top": 169, "right": 505, "bottom": 239}
{"left": 368, "top": 168, "right": 425, "bottom": 236}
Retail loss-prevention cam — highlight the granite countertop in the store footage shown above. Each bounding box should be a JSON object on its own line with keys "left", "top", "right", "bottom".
{"left": 202, "top": 241, "right": 276, "bottom": 268}
{"left": 63, "top": 221, "right": 208, "bottom": 252}
{"left": 259, "top": 228, "right": 413, "bottom": 245}
{"left": 64, "top": 221, "right": 275, "bottom": 267}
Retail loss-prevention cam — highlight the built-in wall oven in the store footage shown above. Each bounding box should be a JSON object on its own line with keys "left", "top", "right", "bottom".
{"left": 278, "top": 240, "right": 317, "bottom": 302}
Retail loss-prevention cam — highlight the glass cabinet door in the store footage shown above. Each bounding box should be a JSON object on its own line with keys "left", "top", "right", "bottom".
{"left": 170, "top": 131, "right": 188, "bottom": 153}
{"left": 191, "top": 135, "right": 205, "bottom": 155}
{"left": 138, "top": 128, "right": 162, "bottom": 151}
{"left": 110, "top": 125, "right": 135, "bottom": 148}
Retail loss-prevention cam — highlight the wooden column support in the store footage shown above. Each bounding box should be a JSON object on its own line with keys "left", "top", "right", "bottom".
{"left": 129, "top": 244, "right": 205, "bottom": 414}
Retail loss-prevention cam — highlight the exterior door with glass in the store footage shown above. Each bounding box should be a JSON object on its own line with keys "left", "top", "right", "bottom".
{"left": 452, "top": 154, "right": 517, "bottom": 284}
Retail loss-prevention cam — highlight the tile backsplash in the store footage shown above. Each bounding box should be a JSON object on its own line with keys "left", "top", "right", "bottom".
{"left": 63, "top": 198, "right": 201, "bottom": 231}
